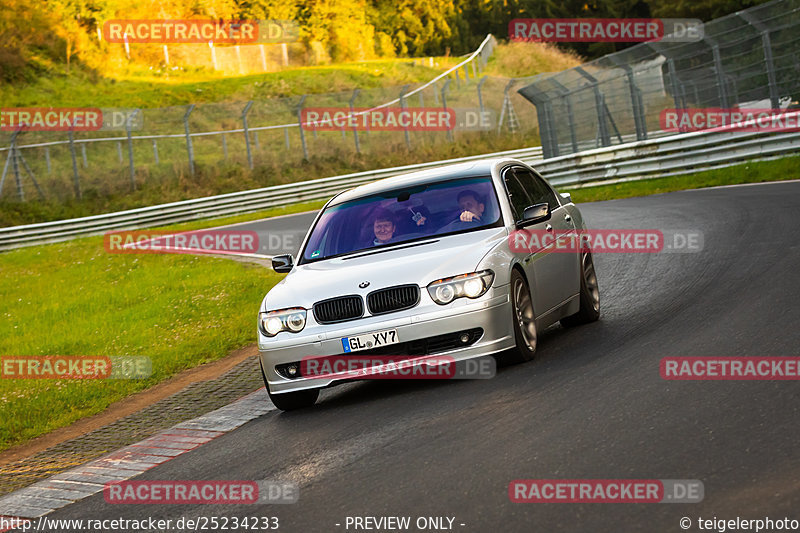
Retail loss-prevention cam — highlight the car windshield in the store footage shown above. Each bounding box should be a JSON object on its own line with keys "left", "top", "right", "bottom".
{"left": 301, "top": 176, "right": 501, "bottom": 262}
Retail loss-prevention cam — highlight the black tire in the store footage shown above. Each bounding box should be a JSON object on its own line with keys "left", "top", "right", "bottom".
{"left": 560, "top": 249, "right": 600, "bottom": 328}
{"left": 260, "top": 359, "right": 319, "bottom": 411}
{"left": 500, "top": 269, "right": 538, "bottom": 365}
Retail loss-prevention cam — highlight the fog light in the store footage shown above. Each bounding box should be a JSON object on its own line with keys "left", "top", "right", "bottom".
{"left": 287, "top": 364, "right": 298, "bottom": 376}
{"left": 460, "top": 333, "right": 470, "bottom": 344}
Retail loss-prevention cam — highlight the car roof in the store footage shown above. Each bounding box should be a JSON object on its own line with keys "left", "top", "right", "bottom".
{"left": 329, "top": 158, "right": 518, "bottom": 206}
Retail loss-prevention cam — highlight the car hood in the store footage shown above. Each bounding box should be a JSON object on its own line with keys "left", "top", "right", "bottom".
{"left": 262, "top": 227, "right": 508, "bottom": 311}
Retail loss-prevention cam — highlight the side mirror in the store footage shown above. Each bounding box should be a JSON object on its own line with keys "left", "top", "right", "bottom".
{"left": 519, "top": 203, "right": 551, "bottom": 227}
{"left": 560, "top": 192, "right": 572, "bottom": 204}
{"left": 271, "top": 254, "right": 294, "bottom": 274}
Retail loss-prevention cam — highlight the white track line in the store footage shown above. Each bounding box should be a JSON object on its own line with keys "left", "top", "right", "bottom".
{"left": 0, "top": 388, "right": 275, "bottom": 521}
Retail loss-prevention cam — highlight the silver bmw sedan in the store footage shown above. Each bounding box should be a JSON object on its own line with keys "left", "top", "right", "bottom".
{"left": 258, "top": 158, "right": 599, "bottom": 410}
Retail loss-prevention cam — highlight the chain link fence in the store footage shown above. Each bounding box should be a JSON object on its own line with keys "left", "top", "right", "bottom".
{"left": 518, "top": 0, "right": 800, "bottom": 158}
{"left": 0, "top": 35, "right": 544, "bottom": 203}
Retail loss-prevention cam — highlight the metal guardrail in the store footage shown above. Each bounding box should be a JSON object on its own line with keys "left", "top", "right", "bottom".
{"left": 0, "top": 146, "right": 542, "bottom": 249}
{"left": 1, "top": 122, "right": 798, "bottom": 251}
{"left": 536, "top": 124, "right": 800, "bottom": 187}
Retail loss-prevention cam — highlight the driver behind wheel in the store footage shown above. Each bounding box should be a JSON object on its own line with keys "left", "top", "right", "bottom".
{"left": 456, "top": 190, "right": 485, "bottom": 222}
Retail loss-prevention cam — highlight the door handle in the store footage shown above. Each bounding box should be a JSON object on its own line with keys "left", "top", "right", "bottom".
{"left": 546, "top": 224, "right": 553, "bottom": 232}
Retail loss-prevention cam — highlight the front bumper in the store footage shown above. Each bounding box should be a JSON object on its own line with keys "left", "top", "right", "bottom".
{"left": 259, "top": 285, "right": 514, "bottom": 394}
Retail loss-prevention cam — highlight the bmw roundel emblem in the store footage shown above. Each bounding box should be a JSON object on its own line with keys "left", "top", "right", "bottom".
{"left": 359, "top": 281, "right": 370, "bottom": 289}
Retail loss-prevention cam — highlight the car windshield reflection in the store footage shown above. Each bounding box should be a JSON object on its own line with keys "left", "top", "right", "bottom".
{"left": 301, "top": 176, "right": 501, "bottom": 263}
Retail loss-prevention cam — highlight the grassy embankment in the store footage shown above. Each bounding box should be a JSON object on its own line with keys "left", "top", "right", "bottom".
{"left": 0, "top": 43, "right": 580, "bottom": 227}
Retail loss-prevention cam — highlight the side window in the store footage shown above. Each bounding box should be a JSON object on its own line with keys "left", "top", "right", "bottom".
{"left": 514, "top": 168, "right": 559, "bottom": 208}
{"left": 502, "top": 167, "right": 533, "bottom": 221}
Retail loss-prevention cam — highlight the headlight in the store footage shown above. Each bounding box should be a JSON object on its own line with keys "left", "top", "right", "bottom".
{"left": 427, "top": 270, "right": 494, "bottom": 305}
{"left": 259, "top": 307, "right": 307, "bottom": 337}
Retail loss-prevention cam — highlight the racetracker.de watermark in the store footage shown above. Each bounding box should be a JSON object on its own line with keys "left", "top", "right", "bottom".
{"left": 1, "top": 356, "right": 151, "bottom": 379}
{"left": 300, "top": 107, "right": 456, "bottom": 131}
{"left": 102, "top": 19, "right": 299, "bottom": 44}
{"left": 508, "top": 229, "right": 703, "bottom": 254}
{"left": 661, "top": 108, "right": 800, "bottom": 133}
{"left": 1, "top": 108, "right": 102, "bottom": 132}
{"left": 103, "top": 480, "right": 298, "bottom": 504}
{"left": 298, "top": 355, "right": 496, "bottom": 380}
{"left": 509, "top": 479, "right": 704, "bottom": 503}
{"left": 509, "top": 18, "right": 703, "bottom": 43}
{"left": 0, "top": 108, "right": 147, "bottom": 132}
{"left": 104, "top": 230, "right": 259, "bottom": 255}
{"left": 661, "top": 357, "right": 800, "bottom": 380}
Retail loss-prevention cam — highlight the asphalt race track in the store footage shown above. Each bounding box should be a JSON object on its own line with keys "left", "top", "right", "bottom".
{"left": 40, "top": 181, "right": 800, "bottom": 532}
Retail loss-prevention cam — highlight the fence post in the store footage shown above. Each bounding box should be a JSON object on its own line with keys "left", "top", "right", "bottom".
{"left": 284, "top": 127, "right": 290, "bottom": 150}
{"left": 296, "top": 95, "right": 309, "bottom": 160}
{"left": 477, "top": 76, "right": 487, "bottom": 114}
{"left": 117, "top": 142, "right": 123, "bottom": 163}
{"left": 441, "top": 80, "right": 453, "bottom": 143}
{"left": 209, "top": 42, "right": 218, "bottom": 70}
{"left": 665, "top": 59, "right": 683, "bottom": 111}
{"left": 45, "top": 146, "right": 51, "bottom": 174}
{"left": 67, "top": 129, "right": 82, "bottom": 199}
{"left": 760, "top": 31, "right": 780, "bottom": 108}
{"left": 610, "top": 58, "right": 648, "bottom": 141}
{"left": 152, "top": 139, "right": 160, "bottom": 164}
{"left": 125, "top": 109, "right": 139, "bottom": 190}
{"left": 400, "top": 84, "right": 411, "bottom": 149}
{"left": 17, "top": 151, "right": 44, "bottom": 200}
{"left": 463, "top": 63, "right": 470, "bottom": 83}
{"left": 183, "top": 104, "right": 196, "bottom": 175}
{"left": 707, "top": 40, "right": 730, "bottom": 108}
{"left": 739, "top": 11, "right": 779, "bottom": 109}
{"left": 259, "top": 44, "right": 267, "bottom": 72}
{"left": 81, "top": 143, "right": 88, "bottom": 168}
{"left": 497, "top": 79, "right": 516, "bottom": 134}
{"left": 0, "top": 148, "right": 10, "bottom": 197}
{"left": 242, "top": 101, "right": 254, "bottom": 169}
{"left": 575, "top": 67, "right": 610, "bottom": 148}
{"left": 10, "top": 131, "right": 23, "bottom": 201}
{"left": 350, "top": 89, "right": 361, "bottom": 154}
{"left": 550, "top": 79, "right": 578, "bottom": 153}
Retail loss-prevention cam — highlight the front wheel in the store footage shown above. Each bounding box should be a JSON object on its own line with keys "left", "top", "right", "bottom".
{"left": 560, "top": 250, "right": 600, "bottom": 328}
{"left": 260, "top": 359, "right": 319, "bottom": 410}
{"left": 500, "top": 269, "right": 538, "bottom": 365}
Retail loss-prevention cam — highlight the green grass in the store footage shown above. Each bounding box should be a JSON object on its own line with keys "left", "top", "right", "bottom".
{"left": 0, "top": 238, "right": 281, "bottom": 451}
{"left": 0, "top": 60, "right": 444, "bottom": 108}
{"left": 566, "top": 156, "right": 800, "bottom": 203}
{"left": 0, "top": 154, "right": 796, "bottom": 452}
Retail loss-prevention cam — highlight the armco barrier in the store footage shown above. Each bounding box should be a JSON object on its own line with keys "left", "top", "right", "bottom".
{"left": 1, "top": 120, "right": 798, "bottom": 251}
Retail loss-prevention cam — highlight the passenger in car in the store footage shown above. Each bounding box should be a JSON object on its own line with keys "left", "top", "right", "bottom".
{"left": 371, "top": 208, "right": 397, "bottom": 245}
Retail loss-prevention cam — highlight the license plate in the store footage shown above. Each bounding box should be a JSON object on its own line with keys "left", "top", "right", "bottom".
{"left": 342, "top": 329, "right": 399, "bottom": 353}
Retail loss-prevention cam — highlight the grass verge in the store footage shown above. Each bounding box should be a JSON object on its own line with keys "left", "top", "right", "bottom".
{"left": 0, "top": 61, "right": 444, "bottom": 108}
{"left": 2, "top": 155, "right": 794, "bottom": 452}
{"left": 566, "top": 157, "right": 799, "bottom": 203}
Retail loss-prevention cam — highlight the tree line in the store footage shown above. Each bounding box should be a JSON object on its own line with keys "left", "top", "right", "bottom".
{"left": 0, "top": 0, "right": 773, "bottom": 82}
